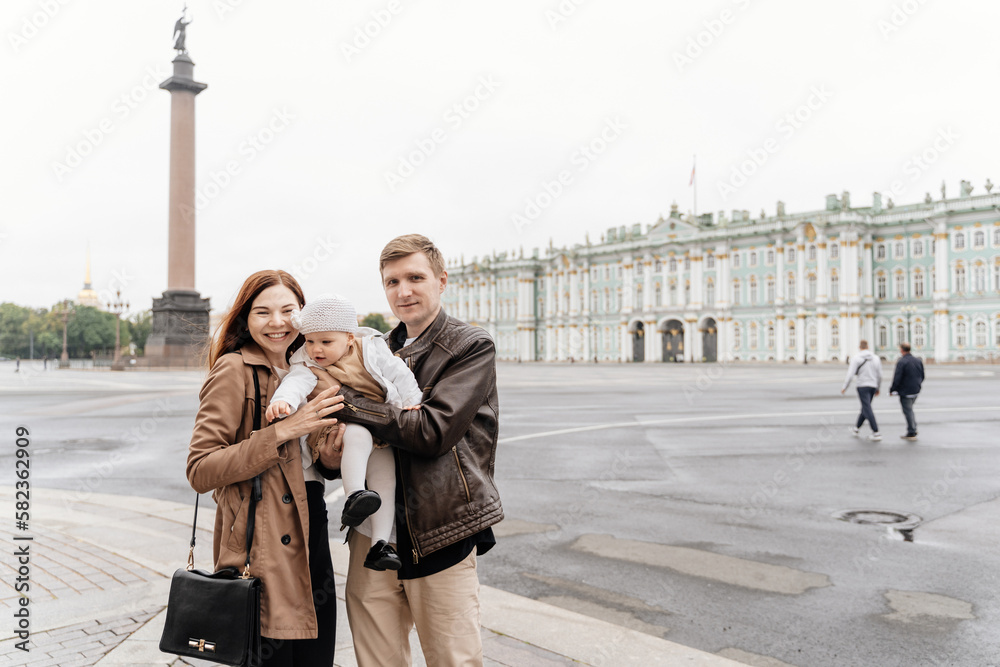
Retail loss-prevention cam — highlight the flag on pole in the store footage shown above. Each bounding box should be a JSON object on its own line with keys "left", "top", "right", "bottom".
{"left": 689, "top": 163, "right": 696, "bottom": 186}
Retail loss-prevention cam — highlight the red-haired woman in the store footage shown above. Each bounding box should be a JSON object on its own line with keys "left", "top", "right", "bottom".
{"left": 187, "top": 270, "right": 344, "bottom": 665}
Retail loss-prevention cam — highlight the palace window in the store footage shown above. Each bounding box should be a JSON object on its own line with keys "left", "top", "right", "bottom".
{"left": 876, "top": 244, "right": 886, "bottom": 260}
{"left": 733, "top": 253, "right": 741, "bottom": 268}
{"left": 973, "top": 263, "right": 986, "bottom": 292}
{"left": 767, "top": 276, "right": 775, "bottom": 302}
{"left": 787, "top": 274, "right": 796, "bottom": 300}
{"left": 914, "top": 271, "right": 925, "bottom": 298}
{"left": 896, "top": 324, "right": 906, "bottom": 345}
{"left": 894, "top": 242, "right": 905, "bottom": 259}
{"left": 994, "top": 228, "right": 1000, "bottom": 246}
{"left": 654, "top": 284, "right": 662, "bottom": 307}
{"left": 955, "top": 320, "right": 968, "bottom": 347}
{"left": 591, "top": 290, "right": 599, "bottom": 312}
{"left": 603, "top": 288, "right": 610, "bottom": 312}
{"left": 878, "top": 324, "right": 888, "bottom": 349}
{"left": 654, "top": 260, "right": 662, "bottom": 273}
{"left": 808, "top": 245, "right": 817, "bottom": 261}
{"left": 808, "top": 323, "right": 817, "bottom": 349}
{"left": 955, "top": 266, "right": 966, "bottom": 293}
{"left": 732, "top": 280, "right": 741, "bottom": 305}
{"left": 877, "top": 274, "right": 887, "bottom": 300}
{"left": 669, "top": 257, "right": 677, "bottom": 272}
{"left": 705, "top": 280, "right": 715, "bottom": 305}
{"left": 616, "top": 287, "right": 622, "bottom": 309}
{"left": 750, "top": 276, "right": 758, "bottom": 304}
{"left": 766, "top": 249, "right": 775, "bottom": 265}
{"left": 684, "top": 257, "right": 691, "bottom": 271}
{"left": 913, "top": 322, "right": 925, "bottom": 348}
{"left": 895, "top": 272, "right": 906, "bottom": 300}
{"left": 604, "top": 265, "right": 611, "bottom": 280}
{"left": 973, "top": 231, "right": 985, "bottom": 249}
{"left": 749, "top": 323, "right": 759, "bottom": 348}
{"left": 912, "top": 240, "right": 924, "bottom": 257}
{"left": 974, "top": 321, "right": 987, "bottom": 347}
{"left": 831, "top": 321, "right": 840, "bottom": 349}
{"left": 830, "top": 274, "right": 839, "bottom": 301}
{"left": 829, "top": 244, "right": 839, "bottom": 260}
{"left": 788, "top": 321, "right": 796, "bottom": 349}
{"left": 808, "top": 275, "right": 818, "bottom": 300}
{"left": 733, "top": 322, "right": 741, "bottom": 349}
{"left": 685, "top": 282, "right": 691, "bottom": 303}
{"left": 706, "top": 254, "right": 715, "bottom": 269}
{"left": 766, "top": 323, "right": 775, "bottom": 349}
{"left": 787, "top": 247, "right": 796, "bottom": 263}
{"left": 617, "top": 266, "right": 623, "bottom": 278}
{"left": 669, "top": 281, "right": 677, "bottom": 306}
{"left": 750, "top": 252, "right": 758, "bottom": 267}
{"left": 994, "top": 263, "right": 1000, "bottom": 291}
{"left": 954, "top": 232, "right": 966, "bottom": 250}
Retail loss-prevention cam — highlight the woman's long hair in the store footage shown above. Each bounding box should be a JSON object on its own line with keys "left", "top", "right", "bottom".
{"left": 208, "top": 270, "right": 305, "bottom": 368}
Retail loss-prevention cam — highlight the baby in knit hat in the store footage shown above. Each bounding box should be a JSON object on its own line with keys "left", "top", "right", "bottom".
{"left": 265, "top": 296, "right": 422, "bottom": 571}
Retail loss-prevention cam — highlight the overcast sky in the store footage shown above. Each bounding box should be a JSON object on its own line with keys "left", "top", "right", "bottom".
{"left": 3, "top": 0, "right": 997, "bottom": 317}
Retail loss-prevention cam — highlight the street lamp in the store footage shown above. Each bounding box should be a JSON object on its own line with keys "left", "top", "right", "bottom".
{"left": 107, "top": 289, "right": 129, "bottom": 371}
{"left": 56, "top": 300, "right": 75, "bottom": 369}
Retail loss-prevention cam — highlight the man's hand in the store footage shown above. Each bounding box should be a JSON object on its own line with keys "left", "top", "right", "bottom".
{"left": 840, "top": 388, "right": 846, "bottom": 395}
{"left": 265, "top": 400, "right": 292, "bottom": 423}
{"left": 874, "top": 390, "right": 880, "bottom": 397}
{"left": 316, "top": 422, "right": 346, "bottom": 470}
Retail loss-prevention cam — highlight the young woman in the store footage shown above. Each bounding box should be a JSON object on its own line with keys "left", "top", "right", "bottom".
{"left": 187, "top": 269, "right": 345, "bottom": 665}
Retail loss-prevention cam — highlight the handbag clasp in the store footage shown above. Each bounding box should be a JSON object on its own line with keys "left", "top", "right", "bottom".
{"left": 186, "top": 546, "right": 195, "bottom": 571}
{"left": 188, "top": 638, "right": 216, "bottom": 653}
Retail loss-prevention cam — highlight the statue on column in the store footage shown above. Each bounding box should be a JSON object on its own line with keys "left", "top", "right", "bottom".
{"left": 173, "top": 7, "right": 192, "bottom": 53}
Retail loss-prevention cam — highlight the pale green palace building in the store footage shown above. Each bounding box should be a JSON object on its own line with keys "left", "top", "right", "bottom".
{"left": 443, "top": 183, "right": 1000, "bottom": 363}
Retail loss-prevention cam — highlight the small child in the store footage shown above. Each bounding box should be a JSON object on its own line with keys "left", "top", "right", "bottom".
{"left": 265, "top": 296, "right": 421, "bottom": 571}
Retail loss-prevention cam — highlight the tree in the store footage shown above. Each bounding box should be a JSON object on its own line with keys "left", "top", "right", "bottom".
{"left": 128, "top": 310, "right": 152, "bottom": 353}
{"left": 360, "top": 312, "right": 390, "bottom": 333}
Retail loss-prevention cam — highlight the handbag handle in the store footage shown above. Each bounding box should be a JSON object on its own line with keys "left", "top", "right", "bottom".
{"left": 188, "top": 365, "right": 264, "bottom": 579}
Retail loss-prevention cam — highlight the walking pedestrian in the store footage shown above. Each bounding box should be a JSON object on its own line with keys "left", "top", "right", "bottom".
{"left": 841, "top": 340, "right": 883, "bottom": 441}
{"left": 889, "top": 342, "right": 924, "bottom": 441}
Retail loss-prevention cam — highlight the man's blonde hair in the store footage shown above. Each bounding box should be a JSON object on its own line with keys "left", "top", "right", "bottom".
{"left": 379, "top": 234, "right": 445, "bottom": 277}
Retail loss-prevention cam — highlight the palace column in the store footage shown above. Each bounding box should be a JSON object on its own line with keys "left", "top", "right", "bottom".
{"left": 933, "top": 220, "right": 950, "bottom": 362}
{"left": 775, "top": 241, "right": 786, "bottom": 361}
{"left": 815, "top": 231, "right": 830, "bottom": 361}
{"left": 544, "top": 269, "right": 555, "bottom": 361}
{"left": 862, "top": 234, "right": 875, "bottom": 343}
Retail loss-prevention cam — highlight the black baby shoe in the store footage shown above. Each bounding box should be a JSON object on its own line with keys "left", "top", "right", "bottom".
{"left": 364, "top": 539, "right": 402, "bottom": 571}
{"left": 341, "top": 490, "right": 381, "bottom": 529}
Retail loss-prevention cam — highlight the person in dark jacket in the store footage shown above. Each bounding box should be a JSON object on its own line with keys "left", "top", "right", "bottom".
{"left": 889, "top": 342, "right": 924, "bottom": 441}
{"left": 313, "top": 234, "right": 502, "bottom": 666}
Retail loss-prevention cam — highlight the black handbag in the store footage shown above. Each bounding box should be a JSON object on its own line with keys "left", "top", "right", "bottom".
{"left": 159, "top": 367, "right": 265, "bottom": 667}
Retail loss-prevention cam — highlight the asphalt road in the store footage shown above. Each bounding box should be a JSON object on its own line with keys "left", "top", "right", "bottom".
{"left": 3, "top": 359, "right": 999, "bottom": 666}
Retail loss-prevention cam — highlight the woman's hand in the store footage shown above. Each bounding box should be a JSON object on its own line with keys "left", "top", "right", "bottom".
{"left": 316, "top": 422, "right": 346, "bottom": 470}
{"left": 272, "top": 387, "right": 344, "bottom": 442}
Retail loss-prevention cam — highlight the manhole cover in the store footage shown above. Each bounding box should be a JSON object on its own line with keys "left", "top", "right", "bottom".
{"left": 833, "top": 509, "right": 920, "bottom": 526}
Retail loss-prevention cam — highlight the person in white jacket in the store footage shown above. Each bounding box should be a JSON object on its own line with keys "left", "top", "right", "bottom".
{"left": 840, "top": 340, "right": 883, "bottom": 441}
{"left": 266, "top": 296, "right": 423, "bottom": 570}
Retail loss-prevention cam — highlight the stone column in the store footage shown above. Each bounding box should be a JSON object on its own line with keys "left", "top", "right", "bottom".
{"left": 145, "top": 51, "right": 210, "bottom": 366}
{"left": 544, "top": 270, "right": 555, "bottom": 361}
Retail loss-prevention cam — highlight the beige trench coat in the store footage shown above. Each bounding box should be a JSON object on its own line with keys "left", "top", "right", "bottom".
{"left": 187, "top": 343, "right": 332, "bottom": 640}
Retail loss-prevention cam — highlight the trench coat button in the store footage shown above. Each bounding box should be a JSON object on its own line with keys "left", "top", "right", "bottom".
{"left": 281, "top": 534, "right": 291, "bottom": 545}
{"left": 282, "top": 493, "right": 292, "bottom": 504}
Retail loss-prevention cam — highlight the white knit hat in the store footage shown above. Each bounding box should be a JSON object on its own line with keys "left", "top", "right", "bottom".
{"left": 290, "top": 296, "right": 358, "bottom": 335}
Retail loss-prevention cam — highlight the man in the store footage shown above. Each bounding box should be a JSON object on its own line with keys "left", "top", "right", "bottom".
{"left": 841, "top": 340, "right": 883, "bottom": 442}
{"left": 889, "top": 342, "right": 924, "bottom": 441}
{"left": 319, "top": 234, "right": 502, "bottom": 666}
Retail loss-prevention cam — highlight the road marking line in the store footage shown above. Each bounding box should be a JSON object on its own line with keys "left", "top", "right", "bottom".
{"left": 572, "top": 534, "right": 831, "bottom": 595}
{"left": 499, "top": 406, "right": 1000, "bottom": 443}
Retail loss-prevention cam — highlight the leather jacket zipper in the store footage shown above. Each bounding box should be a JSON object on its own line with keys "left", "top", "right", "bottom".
{"left": 345, "top": 401, "right": 383, "bottom": 417}
{"left": 452, "top": 446, "right": 472, "bottom": 502}
{"left": 398, "top": 472, "right": 420, "bottom": 564}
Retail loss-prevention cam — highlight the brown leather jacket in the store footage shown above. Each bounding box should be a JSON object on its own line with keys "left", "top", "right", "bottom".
{"left": 187, "top": 344, "right": 338, "bottom": 640}
{"left": 322, "top": 308, "right": 503, "bottom": 558}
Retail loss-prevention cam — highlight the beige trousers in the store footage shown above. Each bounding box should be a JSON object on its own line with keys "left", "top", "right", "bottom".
{"left": 345, "top": 530, "right": 483, "bottom": 667}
